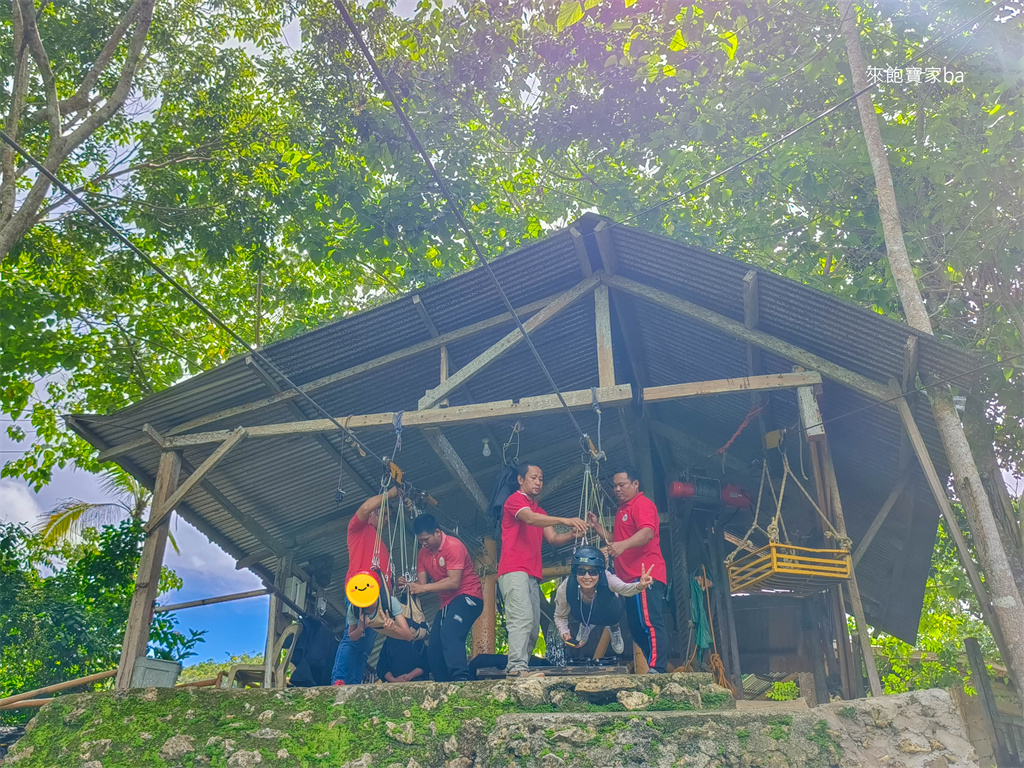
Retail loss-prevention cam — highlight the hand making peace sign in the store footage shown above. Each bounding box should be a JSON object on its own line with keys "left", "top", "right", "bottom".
{"left": 637, "top": 563, "right": 655, "bottom": 590}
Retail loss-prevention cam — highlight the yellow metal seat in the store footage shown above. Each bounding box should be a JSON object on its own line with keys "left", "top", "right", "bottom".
{"left": 727, "top": 542, "right": 851, "bottom": 596}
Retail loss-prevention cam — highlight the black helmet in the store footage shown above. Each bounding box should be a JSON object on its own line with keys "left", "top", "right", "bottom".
{"left": 572, "top": 546, "right": 605, "bottom": 572}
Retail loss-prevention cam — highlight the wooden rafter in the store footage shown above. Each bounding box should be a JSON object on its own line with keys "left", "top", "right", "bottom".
{"left": 603, "top": 274, "right": 891, "bottom": 402}
{"left": 94, "top": 293, "right": 565, "bottom": 462}
{"left": 246, "top": 356, "right": 376, "bottom": 498}
{"left": 418, "top": 275, "right": 601, "bottom": 409}
{"left": 144, "top": 426, "right": 247, "bottom": 532}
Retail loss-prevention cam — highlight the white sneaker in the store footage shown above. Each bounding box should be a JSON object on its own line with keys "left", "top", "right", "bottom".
{"left": 575, "top": 624, "right": 593, "bottom": 646}
{"left": 610, "top": 627, "right": 624, "bottom": 654}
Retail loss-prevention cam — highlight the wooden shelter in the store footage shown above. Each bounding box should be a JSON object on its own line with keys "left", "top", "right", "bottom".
{"left": 69, "top": 214, "right": 988, "bottom": 697}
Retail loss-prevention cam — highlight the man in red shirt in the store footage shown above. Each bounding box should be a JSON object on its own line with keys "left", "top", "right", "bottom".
{"left": 331, "top": 487, "right": 397, "bottom": 685}
{"left": 589, "top": 465, "right": 668, "bottom": 673}
{"left": 407, "top": 513, "right": 484, "bottom": 681}
{"left": 498, "top": 461, "right": 589, "bottom": 676}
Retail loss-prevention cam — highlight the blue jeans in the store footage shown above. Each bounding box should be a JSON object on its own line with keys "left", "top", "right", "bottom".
{"left": 331, "top": 624, "right": 377, "bottom": 684}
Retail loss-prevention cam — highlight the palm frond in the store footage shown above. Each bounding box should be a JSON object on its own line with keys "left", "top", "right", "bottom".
{"left": 37, "top": 500, "right": 130, "bottom": 545}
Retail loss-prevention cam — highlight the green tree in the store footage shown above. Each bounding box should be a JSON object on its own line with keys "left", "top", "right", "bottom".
{"left": 0, "top": 520, "right": 203, "bottom": 723}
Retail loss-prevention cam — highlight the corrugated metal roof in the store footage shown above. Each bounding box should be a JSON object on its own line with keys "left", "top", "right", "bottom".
{"left": 68, "top": 216, "right": 981, "bottom": 643}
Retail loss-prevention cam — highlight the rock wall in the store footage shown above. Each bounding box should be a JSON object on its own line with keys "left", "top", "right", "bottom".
{"left": 0, "top": 674, "right": 979, "bottom": 768}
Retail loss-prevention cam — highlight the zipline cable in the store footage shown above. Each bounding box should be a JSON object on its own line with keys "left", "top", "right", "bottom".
{"left": 0, "top": 127, "right": 386, "bottom": 489}
{"left": 330, "top": 0, "right": 589, "bottom": 443}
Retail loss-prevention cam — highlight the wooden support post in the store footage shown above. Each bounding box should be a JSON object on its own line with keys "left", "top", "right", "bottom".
{"left": 798, "top": 377, "right": 882, "bottom": 697}
{"left": 117, "top": 450, "right": 181, "bottom": 689}
{"left": 472, "top": 538, "right": 498, "bottom": 656}
{"left": 711, "top": 527, "right": 743, "bottom": 697}
{"left": 264, "top": 559, "right": 286, "bottom": 688}
{"left": 595, "top": 284, "right": 615, "bottom": 388}
{"left": 889, "top": 380, "right": 1013, "bottom": 673}
{"left": 743, "top": 270, "right": 774, "bottom": 437}
{"left": 144, "top": 427, "right": 247, "bottom": 532}
{"left": 965, "top": 637, "right": 1015, "bottom": 767}
{"left": 820, "top": 441, "right": 883, "bottom": 697}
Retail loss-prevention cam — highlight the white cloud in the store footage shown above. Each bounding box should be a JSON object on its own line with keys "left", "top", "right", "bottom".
{"left": 164, "top": 517, "right": 263, "bottom": 598}
{"left": 0, "top": 478, "right": 43, "bottom": 526}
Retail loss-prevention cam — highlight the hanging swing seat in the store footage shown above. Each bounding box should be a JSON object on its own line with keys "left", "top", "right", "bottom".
{"left": 725, "top": 440, "right": 852, "bottom": 597}
{"left": 727, "top": 542, "right": 851, "bottom": 596}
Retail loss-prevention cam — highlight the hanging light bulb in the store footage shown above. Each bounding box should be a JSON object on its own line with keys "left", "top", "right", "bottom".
{"left": 482, "top": 438, "right": 492, "bottom": 457}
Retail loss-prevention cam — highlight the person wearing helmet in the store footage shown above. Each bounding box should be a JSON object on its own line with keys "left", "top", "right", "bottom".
{"left": 553, "top": 546, "right": 655, "bottom": 657}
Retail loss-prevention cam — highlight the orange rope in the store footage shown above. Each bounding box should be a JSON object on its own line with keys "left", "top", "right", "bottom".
{"left": 714, "top": 401, "right": 765, "bottom": 456}
{"left": 702, "top": 565, "right": 738, "bottom": 697}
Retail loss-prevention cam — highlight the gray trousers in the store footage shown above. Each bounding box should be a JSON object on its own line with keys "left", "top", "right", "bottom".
{"left": 498, "top": 571, "right": 540, "bottom": 673}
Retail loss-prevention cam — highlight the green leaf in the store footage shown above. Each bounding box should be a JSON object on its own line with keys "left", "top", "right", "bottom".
{"left": 556, "top": 0, "right": 584, "bottom": 32}
{"left": 669, "top": 30, "right": 688, "bottom": 51}
{"left": 719, "top": 30, "right": 738, "bottom": 60}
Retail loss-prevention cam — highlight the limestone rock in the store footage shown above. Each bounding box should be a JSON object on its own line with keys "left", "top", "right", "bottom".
{"left": 160, "top": 734, "right": 195, "bottom": 760}
{"left": 446, "top": 758, "right": 473, "bottom": 768}
{"left": 276, "top": 749, "right": 290, "bottom": 759}
{"left": 290, "top": 710, "right": 315, "bottom": 723}
{"left": 141, "top": 687, "right": 158, "bottom": 702}
{"left": 574, "top": 675, "right": 645, "bottom": 703}
{"left": 339, "top": 754, "right": 373, "bottom": 768}
{"left": 509, "top": 678, "right": 550, "bottom": 708}
{"left": 80, "top": 738, "right": 112, "bottom": 759}
{"left": 660, "top": 682, "right": 701, "bottom": 708}
{"left": 617, "top": 690, "right": 652, "bottom": 710}
{"left": 386, "top": 720, "right": 416, "bottom": 744}
{"left": 250, "top": 728, "right": 287, "bottom": 739}
{"left": 226, "top": 749, "right": 263, "bottom": 767}
{"left": 257, "top": 709, "right": 274, "bottom": 724}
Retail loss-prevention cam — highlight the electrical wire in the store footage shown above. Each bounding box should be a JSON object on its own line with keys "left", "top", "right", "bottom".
{"left": 330, "top": 0, "right": 589, "bottom": 443}
{"left": 0, "top": 126, "right": 387, "bottom": 484}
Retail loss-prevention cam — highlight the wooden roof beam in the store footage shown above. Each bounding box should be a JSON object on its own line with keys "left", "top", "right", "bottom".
{"left": 418, "top": 275, "right": 601, "bottom": 409}
{"left": 101, "top": 385, "right": 635, "bottom": 453}
{"left": 89, "top": 293, "right": 567, "bottom": 462}
{"left": 603, "top": 274, "right": 891, "bottom": 403}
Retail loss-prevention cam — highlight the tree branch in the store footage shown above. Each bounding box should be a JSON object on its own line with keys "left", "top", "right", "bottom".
{"left": 63, "top": 0, "right": 157, "bottom": 156}
{"left": 25, "top": 0, "right": 147, "bottom": 124}
{"left": 18, "top": 0, "right": 62, "bottom": 152}
{"left": 1, "top": 0, "right": 31, "bottom": 227}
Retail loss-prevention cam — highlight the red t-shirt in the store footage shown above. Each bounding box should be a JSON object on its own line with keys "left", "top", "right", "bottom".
{"left": 416, "top": 533, "right": 483, "bottom": 608}
{"left": 497, "top": 490, "right": 546, "bottom": 580}
{"left": 347, "top": 514, "right": 391, "bottom": 585}
{"left": 613, "top": 492, "right": 667, "bottom": 584}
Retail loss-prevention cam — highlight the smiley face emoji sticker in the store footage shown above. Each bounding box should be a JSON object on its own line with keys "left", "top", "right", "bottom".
{"left": 346, "top": 570, "right": 380, "bottom": 608}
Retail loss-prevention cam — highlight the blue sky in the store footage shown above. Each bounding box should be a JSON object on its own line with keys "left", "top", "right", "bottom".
{"left": 0, "top": 463, "right": 268, "bottom": 665}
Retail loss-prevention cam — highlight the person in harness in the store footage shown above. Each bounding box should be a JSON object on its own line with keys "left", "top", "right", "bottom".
{"left": 553, "top": 546, "right": 655, "bottom": 657}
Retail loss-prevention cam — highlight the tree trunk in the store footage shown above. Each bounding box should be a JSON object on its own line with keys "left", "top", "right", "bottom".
{"left": 839, "top": 0, "right": 1024, "bottom": 689}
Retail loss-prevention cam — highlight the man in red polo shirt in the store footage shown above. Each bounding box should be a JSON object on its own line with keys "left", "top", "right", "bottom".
{"left": 331, "top": 486, "right": 397, "bottom": 685}
{"left": 498, "top": 461, "right": 589, "bottom": 676}
{"left": 589, "top": 465, "right": 668, "bottom": 673}
{"left": 406, "top": 513, "right": 484, "bottom": 681}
